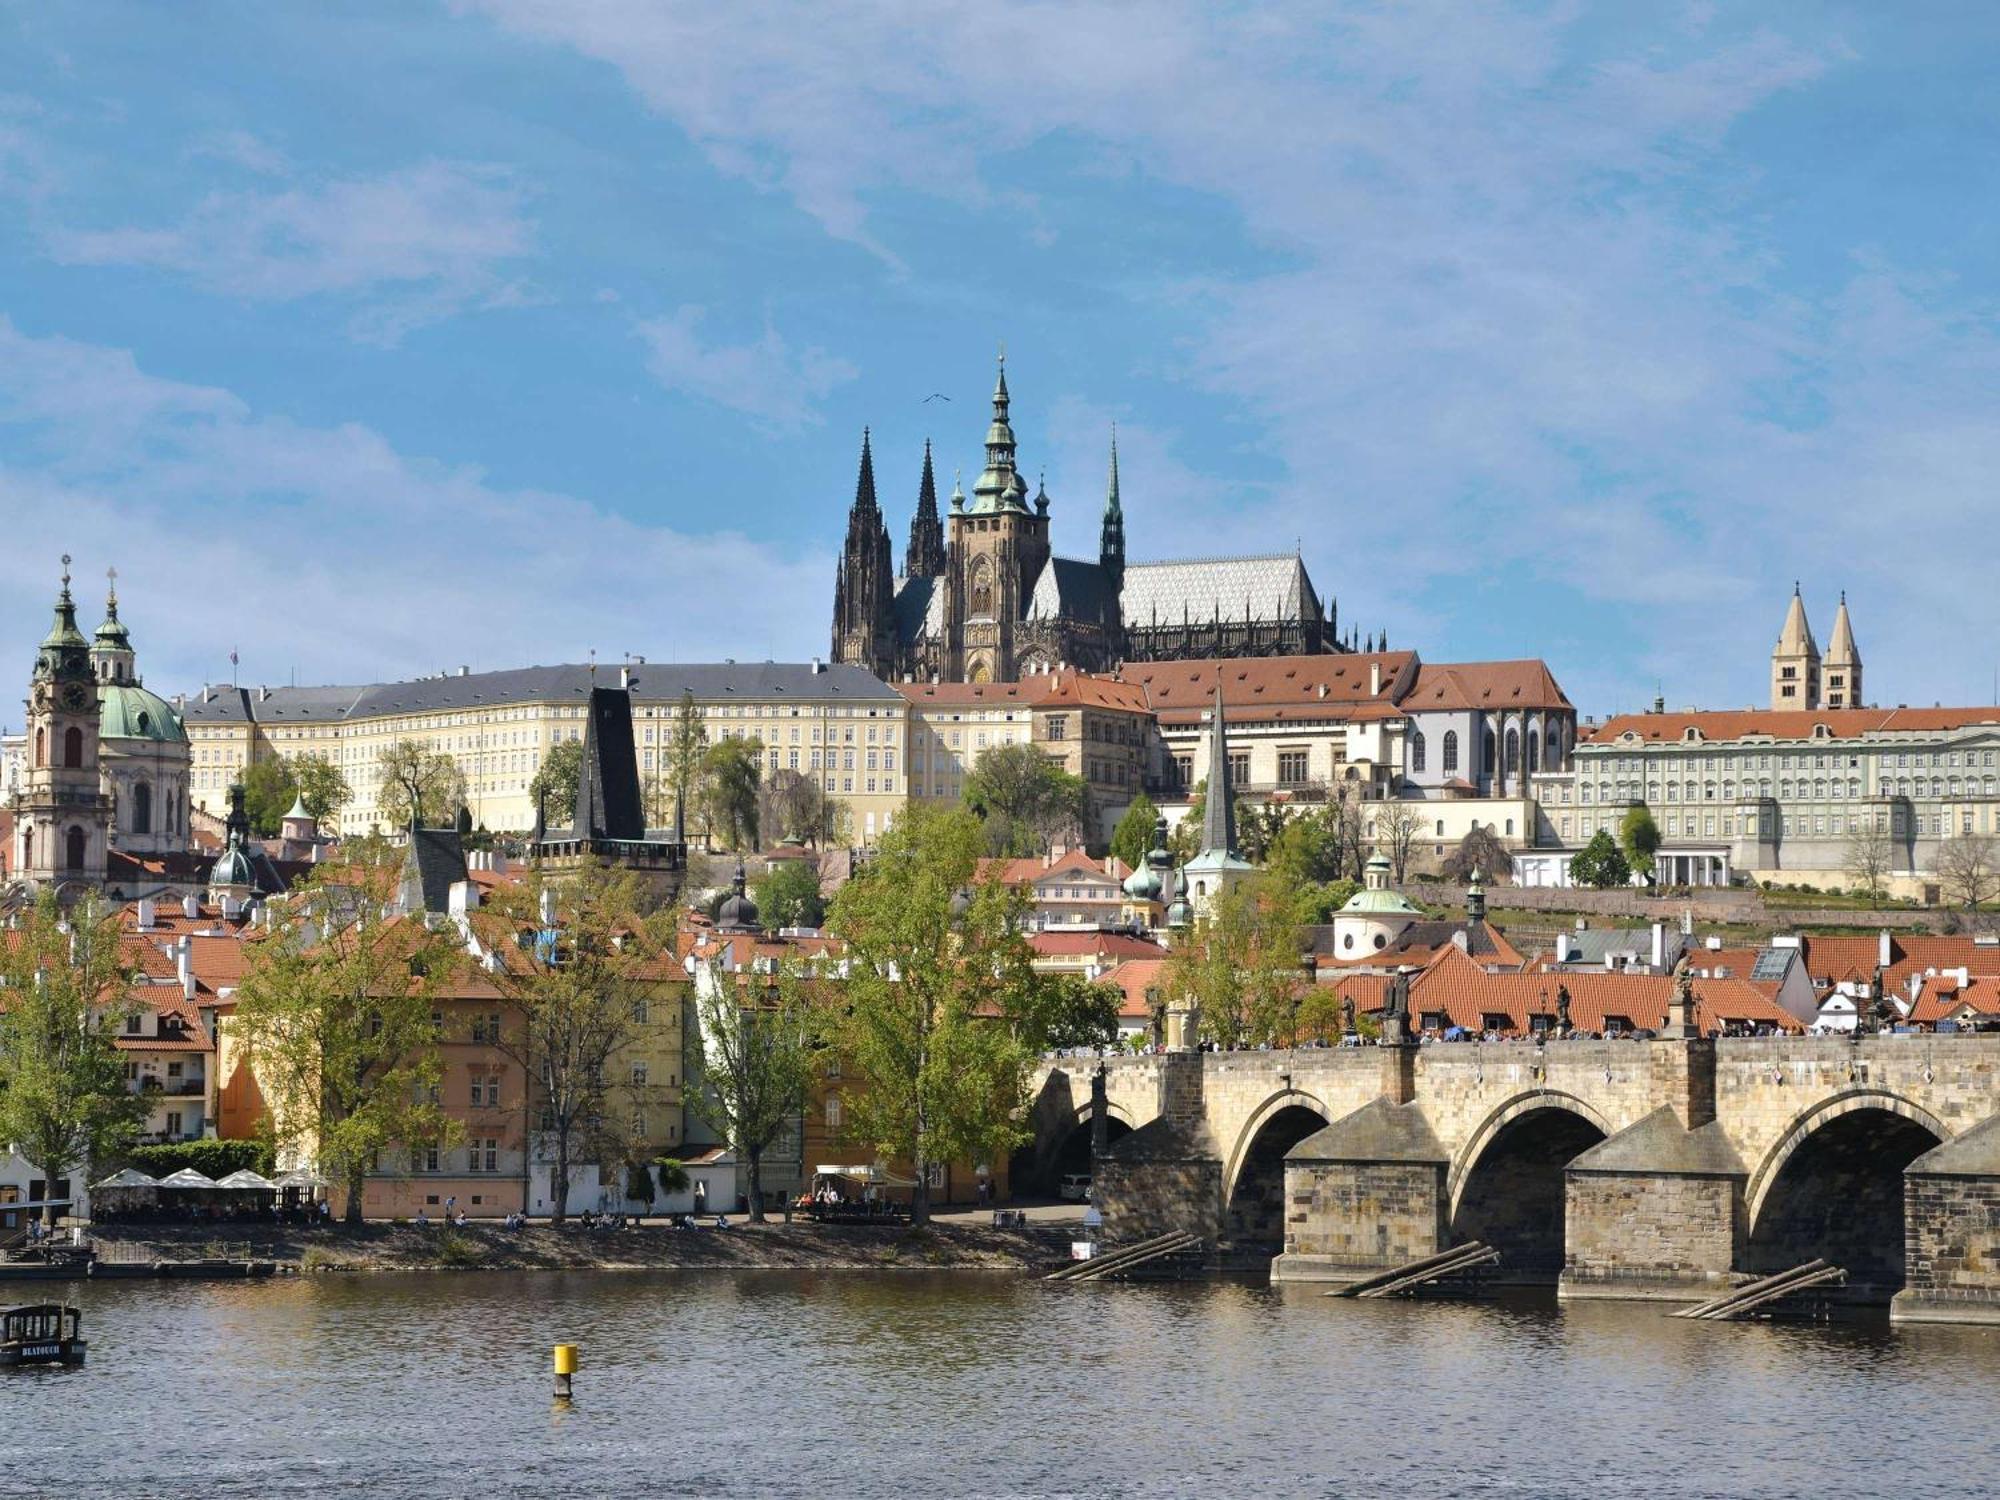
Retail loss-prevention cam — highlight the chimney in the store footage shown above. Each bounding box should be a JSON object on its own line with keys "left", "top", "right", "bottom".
{"left": 1650, "top": 921, "right": 1665, "bottom": 971}
{"left": 492, "top": 850, "right": 508, "bottom": 877}
{"left": 458, "top": 665, "right": 470, "bottom": 677}
{"left": 176, "top": 935, "right": 194, "bottom": 999}
{"left": 619, "top": 665, "right": 632, "bottom": 690}
{"left": 183, "top": 893, "right": 200, "bottom": 920}
{"left": 259, "top": 685, "right": 269, "bottom": 702}
{"left": 1555, "top": 932, "right": 1573, "bottom": 963}
{"left": 538, "top": 887, "right": 557, "bottom": 926}
{"left": 1878, "top": 929, "right": 1893, "bottom": 968}
{"left": 221, "top": 896, "right": 240, "bottom": 921}
{"left": 1369, "top": 661, "right": 1382, "bottom": 696}
{"left": 448, "top": 880, "right": 479, "bottom": 918}
{"left": 137, "top": 897, "right": 156, "bottom": 931}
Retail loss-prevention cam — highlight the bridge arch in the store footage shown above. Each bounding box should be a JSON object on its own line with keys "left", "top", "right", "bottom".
{"left": 1222, "top": 1089, "right": 1333, "bottom": 1250}
{"left": 1743, "top": 1089, "right": 1949, "bottom": 1297}
{"left": 1447, "top": 1091, "right": 1612, "bottom": 1281}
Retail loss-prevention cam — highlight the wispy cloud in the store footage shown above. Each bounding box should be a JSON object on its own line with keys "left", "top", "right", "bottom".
{"left": 0, "top": 317, "right": 830, "bottom": 694}
{"left": 48, "top": 160, "right": 534, "bottom": 344}
{"left": 454, "top": 3, "right": 2000, "bottom": 710}
{"left": 634, "top": 305, "right": 857, "bottom": 432}
{"left": 185, "top": 128, "right": 290, "bottom": 176}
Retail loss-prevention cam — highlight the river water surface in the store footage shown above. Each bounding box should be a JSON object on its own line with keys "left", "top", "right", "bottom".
{"left": 5, "top": 1271, "right": 1999, "bottom": 1499}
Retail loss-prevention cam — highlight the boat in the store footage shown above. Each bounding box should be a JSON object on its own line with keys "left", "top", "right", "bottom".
{"left": 0, "top": 1304, "right": 86, "bottom": 1367}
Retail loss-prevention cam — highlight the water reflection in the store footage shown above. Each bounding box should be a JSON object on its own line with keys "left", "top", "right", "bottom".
{"left": 7, "top": 1272, "right": 2000, "bottom": 1498}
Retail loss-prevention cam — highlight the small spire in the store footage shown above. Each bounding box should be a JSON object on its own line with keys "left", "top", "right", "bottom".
{"left": 59, "top": 553, "right": 72, "bottom": 600}
{"left": 105, "top": 565, "right": 118, "bottom": 618}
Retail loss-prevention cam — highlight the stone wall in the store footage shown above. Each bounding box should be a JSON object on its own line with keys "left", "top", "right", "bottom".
{"left": 1274, "top": 1161, "right": 1444, "bottom": 1283}
{"left": 1092, "top": 1158, "right": 1221, "bottom": 1243}
{"left": 1900, "top": 1174, "right": 2000, "bottom": 1323}
{"left": 1408, "top": 879, "right": 1939, "bottom": 932}
{"left": 1562, "top": 1171, "right": 1741, "bottom": 1300}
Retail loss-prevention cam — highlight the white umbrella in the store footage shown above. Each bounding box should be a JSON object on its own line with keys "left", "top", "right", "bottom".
{"left": 216, "top": 1169, "right": 278, "bottom": 1191}
{"left": 272, "top": 1168, "right": 329, "bottom": 1189}
{"left": 154, "top": 1168, "right": 219, "bottom": 1190}
{"left": 92, "top": 1168, "right": 159, "bottom": 1190}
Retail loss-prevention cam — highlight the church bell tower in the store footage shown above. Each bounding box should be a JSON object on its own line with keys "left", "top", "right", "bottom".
{"left": 14, "top": 557, "right": 111, "bottom": 892}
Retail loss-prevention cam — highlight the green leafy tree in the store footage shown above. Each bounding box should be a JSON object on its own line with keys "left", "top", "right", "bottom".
{"left": 480, "top": 863, "right": 667, "bottom": 1225}
{"left": 1108, "top": 793, "right": 1158, "bottom": 872}
{"left": 699, "top": 738, "right": 764, "bottom": 850}
{"left": 687, "top": 961, "right": 820, "bottom": 1222}
{"left": 241, "top": 756, "right": 299, "bottom": 836}
{"left": 529, "top": 738, "right": 586, "bottom": 823}
{"left": 1568, "top": 829, "right": 1632, "bottom": 889}
{"left": 827, "top": 805, "right": 1043, "bottom": 1224}
{"left": 961, "top": 742, "right": 1087, "bottom": 857}
{"left": 1165, "top": 874, "right": 1308, "bottom": 1049}
{"left": 0, "top": 894, "right": 146, "bottom": 1225}
{"left": 291, "top": 752, "right": 352, "bottom": 825}
{"left": 754, "top": 860, "right": 826, "bottom": 931}
{"left": 1022, "top": 972, "right": 1124, "bottom": 1054}
{"left": 1167, "top": 779, "right": 1207, "bottom": 865}
{"left": 230, "top": 872, "right": 466, "bottom": 1222}
{"left": 1237, "top": 801, "right": 1291, "bottom": 864}
{"left": 376, "top": 739, "right": 467, "bottom": 829}
{"left": 1844, "top": 821, "right": 1895, "bottom": 908}
{"left": 652, "top": 690, "right": 708, "bottom": 834}
{"left": 1620, "top": 805, "right": 1662, "bottom": 885}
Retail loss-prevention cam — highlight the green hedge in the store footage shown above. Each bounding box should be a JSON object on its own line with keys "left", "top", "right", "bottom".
{"left": 125, "top": 1140, "right": 274, "bottom": 1180}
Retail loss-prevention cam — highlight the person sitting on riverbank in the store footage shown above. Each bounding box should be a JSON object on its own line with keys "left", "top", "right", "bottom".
{"left": 415, "top": 1208, "right": 430, "bottom": 1228}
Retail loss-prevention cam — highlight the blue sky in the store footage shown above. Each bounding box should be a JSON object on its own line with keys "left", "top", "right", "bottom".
{"left": 2, "top": 2, "right": 1997, "bottom": 722}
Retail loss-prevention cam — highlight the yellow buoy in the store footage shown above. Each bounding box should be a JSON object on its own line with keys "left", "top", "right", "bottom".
{"left": 553, "top": 1342, "right": 578, "bottom": 1399}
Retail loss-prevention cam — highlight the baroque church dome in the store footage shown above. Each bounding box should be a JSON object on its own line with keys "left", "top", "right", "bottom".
{"left": 99, "top": 682, "right": 188, "bottom": 745}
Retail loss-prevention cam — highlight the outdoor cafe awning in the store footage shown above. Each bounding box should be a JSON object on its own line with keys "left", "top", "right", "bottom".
{"left": 216, "top": 1169, "right": 278, "bottom": 1191}
{"left": 154, "top": 1168, "right": 219, "bottom": 1191}
{"left": 92, "top": 1168, "right": 159, "bottom": 1191}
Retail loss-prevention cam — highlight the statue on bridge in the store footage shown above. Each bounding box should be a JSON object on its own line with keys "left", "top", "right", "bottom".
{"left": 1382, "top": 968, "right": 1414, "bottom": 1043}
{"left": 1556, "top": 984, "right": 1573, "bottom": 1037}
{"left": 1340, "top": 992, "right": 1357, "bottom": 1040}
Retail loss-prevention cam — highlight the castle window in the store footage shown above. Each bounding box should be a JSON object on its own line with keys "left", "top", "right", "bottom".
{"left": 63, "top": 726, "right": 83, "bottom": 768}
{"left": 1442, "top": 731, "right": 1458, "bottom": 774}
{"left": 64, "top": 825, "right": 86, "bottom": 871}
{"left": 132, "top": 782, "right": 152, "bottom": 835}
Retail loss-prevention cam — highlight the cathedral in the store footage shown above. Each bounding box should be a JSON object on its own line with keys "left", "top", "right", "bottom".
{"left": 832, "top": 359, "right": 1348, "bottom": 683}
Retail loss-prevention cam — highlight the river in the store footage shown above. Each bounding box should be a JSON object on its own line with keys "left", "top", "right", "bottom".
{"left": 6, "top": 1272, "right": 1999, "bottom": 1499}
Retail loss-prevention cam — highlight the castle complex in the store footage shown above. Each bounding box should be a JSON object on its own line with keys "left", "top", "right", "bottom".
{"left": 832, "top": 358, "right": 1344, "bottom": 684}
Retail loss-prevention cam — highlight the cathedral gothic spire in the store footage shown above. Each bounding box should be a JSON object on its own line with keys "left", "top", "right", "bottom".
{"left": 1099, "top": 427, "right": 1125, "bottom": 590}
{"left": 830, "top": 428, "right": 898, "bottom": 676}
{"left": 906, "top": 439, "right": 945, "bottom": 578}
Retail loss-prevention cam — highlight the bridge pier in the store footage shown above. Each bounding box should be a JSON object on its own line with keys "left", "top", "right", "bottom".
{"left": 1094, "top": 1052, "right": 1224, "bottom": 1244}
{"left": 1559, "top": 1107, "right": 1746, "bottom": 1303}
{"left": 1271, "top": 1098, "right": 1446, "bottom": 1286}
{"left": 1894, "top": 1116, "right": 2000, "bottom": 1325}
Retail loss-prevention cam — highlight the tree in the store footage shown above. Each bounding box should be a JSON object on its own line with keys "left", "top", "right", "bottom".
{"left": 240, "top": 756, "right": 298, "bottom": 836}
{"left": 1620, "top": 805, "right": 1662, "bottom": 886}
{"left": 699, "top": 738, "right": 763, "bottom": 850}
{"left": 760, "top": 769, "right": 851, "bottom": 848}
{"left": 291, "top": 752, "right": 352, "bottom": 825}
{"left": 1109, "top": 793, "right": 1159, "bottom": 872}
{"left": 653, "top": 690, "right": 707, "bottom": 834}
{"left": 1021, "top": 973, "right": 1123, "bottom": 1054}
{"left": 687, "top": 961, "right": 819, "bottom": 1223}
{"left": 529, "top": 738, "right": 586, "bottom": 823}
{"left": 1237, "top": 801, "right": 1290, "bottom": 864}
{"left": 1844, "top": 820, "right": 1895, "bottom": 907}
{"left": 755, "top": 859, "right": 826, "bottom": 931}
{"left": 826, "top": 805, "right": 1043, "bottom": 1224}
{"left": 230, "top": 872, "right": 466, "bottom": 1222}
{"left": 376, "top": 739, "right": 467, "bottom": 829}
{"left": 1294, "top": 987, "right": 1349, "bottom": 1047}
{"left": 1374, "top": 802, "right": 1426, "bottom": 882}
{"left": 1935, "top": 833, "right": 2000, "bottom": 926}
{"left": 480, "top": 863, "right": 666, "bottom": 1225}
{"left": 1167, "top": 779, "right": 1207, "bottom": 865}
{"left": 1164, "top": 874, "right": 1308, "bottom": 1050}
{"left": 1440, "top": 824, "right": 1512, "bottom": 885}
{"left": 0, "top": 894, "right": 146, "bottom": 1225}
{"left": 961, "top": 742, "right": 1087, "bottom": 857}
{"left": 1568, "top": 829, "right": 1631, "bottom": 889}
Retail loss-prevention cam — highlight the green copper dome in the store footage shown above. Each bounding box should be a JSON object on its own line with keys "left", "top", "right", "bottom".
{"left": 1340, "top": 885, "right": 1423, "bottom": 917}
{"left": 99, "top": 683, "right": 188, "bottom": 744}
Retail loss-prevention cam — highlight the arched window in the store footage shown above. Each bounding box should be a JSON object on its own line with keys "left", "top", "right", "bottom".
{"left": 1442, "top": 731, "right": 1459, "bottom": 774}
{"left": 65, "top": 825, "right": 86, "bottom": 871}
{"left": 1526, "top": 728, "right": 1540, "bottom": 774}
{"left": 968, "top": 557, "right": 994, "bottom": 618}
{"left": 1409, "top": 730, "right": 1426, "bottom": 773}
{"left": 1482, "top": 727, "right": 1496, "bottom": 773}
{"left": 22, "top": 827, "right": 32, "bottom": 870}
{"left": 1504, "top": 727, "right": 1519, "bottom": 774}
{"left": 133, "top": 781, "right": 152, "bottom": 835}
{"left": 63, "top": 726, "right": 83, "bottom": 768}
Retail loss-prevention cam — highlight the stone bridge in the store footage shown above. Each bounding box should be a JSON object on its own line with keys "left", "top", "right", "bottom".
{"left": 1026, "top": 1036, "right": 2000, "bottom": 1322}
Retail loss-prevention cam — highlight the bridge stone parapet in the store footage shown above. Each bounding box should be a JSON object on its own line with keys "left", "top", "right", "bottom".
{"left": 1039, "top": 1035, "right": 2000, "bottom": 1322}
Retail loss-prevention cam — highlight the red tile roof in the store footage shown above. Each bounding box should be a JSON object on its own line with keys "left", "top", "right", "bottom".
{"left": 1123, "top": 653, "right": 1413, "bottom": 727}
{"left": 896, "top": 671, "right": 1151, "bottom": 714}
{"left": 1587, "top": 706, "right": 2000, "bottom": 745}
{"left": 1028, "top": 930, "right": 1166, "bottom": 963}
{"left": 1909, "top": 975, "right": 2000, "bottom": 1025}
{"left": 1405, "top": 660, "right": 1572, "bottom": 713}
{"left": 1097, "top": 958, "right": 1171, "bottom": 1018}
{"left": 1796, "top": 934, "right": 2000, "bottom": 997}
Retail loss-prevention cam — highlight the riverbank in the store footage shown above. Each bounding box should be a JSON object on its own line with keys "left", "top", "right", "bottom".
{"left": 84, "top": 1218, "right": 1079, "bottom": 1274}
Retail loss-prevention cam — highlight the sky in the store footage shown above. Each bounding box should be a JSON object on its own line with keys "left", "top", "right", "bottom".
{"left": 2, "top": 2, "right": 1998, "bottom": 724}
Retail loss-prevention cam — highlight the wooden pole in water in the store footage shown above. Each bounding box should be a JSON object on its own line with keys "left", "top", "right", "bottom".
{"left": 553, "top": 1342, "right": 577, "bottom": 1400}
